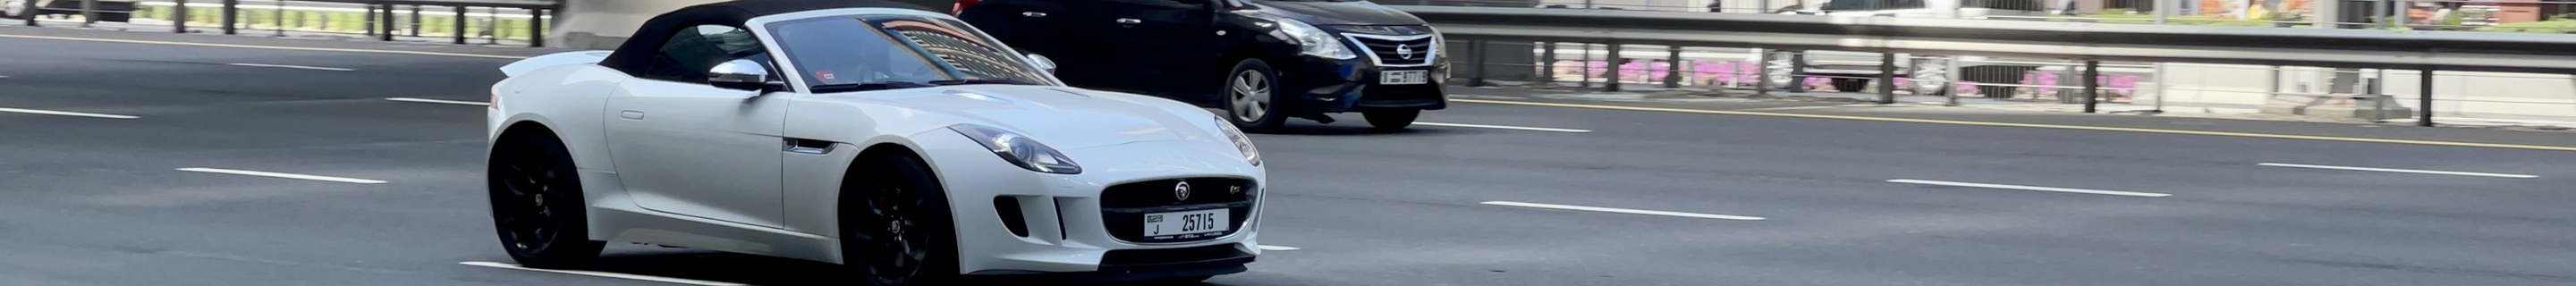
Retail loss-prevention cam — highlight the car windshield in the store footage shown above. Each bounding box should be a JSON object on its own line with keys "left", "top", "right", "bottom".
{"left": 763, "top": 14, "right": 1057, "bottom": 93}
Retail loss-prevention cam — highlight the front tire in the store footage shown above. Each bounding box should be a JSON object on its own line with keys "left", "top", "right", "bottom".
{"left": 488, "top": 130, "right": 606, "bottom": 269}
{"left": 843, "top": 153, "right": 960, "bottom": 286}
{"left": 1361, "top": 108, "right": 1419, "bottom": 130}
{"left": 1223, "top": 58, "right": 1286, "bottom": 132}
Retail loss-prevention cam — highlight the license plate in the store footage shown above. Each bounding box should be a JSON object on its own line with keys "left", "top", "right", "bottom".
{"left": 1380, "top": 70, "right": 1428, "bottom": 85}
{"left": 1143, "top": 208, "right": 1229, "bottom": 237}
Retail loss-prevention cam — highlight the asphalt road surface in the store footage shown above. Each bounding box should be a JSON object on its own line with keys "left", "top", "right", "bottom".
{"left": 4, "top": 28, "right": 2575, "bottom": 286}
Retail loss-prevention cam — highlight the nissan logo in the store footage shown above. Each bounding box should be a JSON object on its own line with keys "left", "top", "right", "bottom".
{"left": 1397, "top": 44, "right": 1414, "bottom": 59}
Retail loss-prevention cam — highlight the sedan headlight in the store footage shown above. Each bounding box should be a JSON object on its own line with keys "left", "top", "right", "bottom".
{"left": 1215, "top": 116, "right": 1260, "bottom": 166}
{"left": 946, "top": 124, "right": 1081, "bottom": 174}
{"left": 1269, "top": 18, "right": 1357, "bottom": 60}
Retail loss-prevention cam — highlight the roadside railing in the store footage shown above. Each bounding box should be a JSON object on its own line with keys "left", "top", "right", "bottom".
{"left": 1404, "top": 3, "right": 2576, "bottom": 128}
{"left": 13, "top": 0, "right": 557, "bottom": 46}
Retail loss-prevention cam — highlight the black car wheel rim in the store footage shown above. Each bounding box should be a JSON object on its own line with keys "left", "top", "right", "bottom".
{"left": 857, "top": 174, "right": 930, "bottom": 282}
{"left": 495, "top": 145, "right": 563, "bottom": 253}
{"left": 1228, "top": 69, "right": 1272, "bottom": 123}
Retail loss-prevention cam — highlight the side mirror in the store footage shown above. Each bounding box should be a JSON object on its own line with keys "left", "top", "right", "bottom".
{"left": 708, "top": 59, "right": 782, "bottom": 91}
{"left": 1024, "top": 53, "right": 1056, "bottom": 74}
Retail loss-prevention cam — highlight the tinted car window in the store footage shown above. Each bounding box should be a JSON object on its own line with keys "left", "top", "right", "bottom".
{"left": 641, "top": 25, "right": 773, "bottom": 82}
{"left": 763, "top": 14, "right": 1057, "bottom": 91}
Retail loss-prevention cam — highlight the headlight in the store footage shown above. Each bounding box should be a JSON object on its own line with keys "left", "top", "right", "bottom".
{"left": 946, "top": 124, "right": 1081, "bottom": 174}
{"left": 1215, "top": 116, "right": 1260, "bottom": 166}
{"left": 1269, "top": 19, "right": 1357, "bottom": 60}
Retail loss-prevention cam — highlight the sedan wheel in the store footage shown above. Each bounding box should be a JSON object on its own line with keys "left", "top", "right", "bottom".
{"left": 488, "top": 131, "right": 604, "bottom": 269}
{"left": 845, "top": 154, "right": 957, "bottom": 286}
{"left": 1223, "top": 58, "right": 1284, "bottom": 132}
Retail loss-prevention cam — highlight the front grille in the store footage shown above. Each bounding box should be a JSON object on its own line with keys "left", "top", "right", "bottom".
{"left": 1098, "top": 177, "right": 1257, "bottom": 243}
{"left": 1348, "top": 34, "right": 1436, "bottom": 66}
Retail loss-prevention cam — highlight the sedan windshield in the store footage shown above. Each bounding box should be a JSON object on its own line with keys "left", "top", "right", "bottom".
{"left": 764, "top": 14, "right": 1057, "bottom": 93}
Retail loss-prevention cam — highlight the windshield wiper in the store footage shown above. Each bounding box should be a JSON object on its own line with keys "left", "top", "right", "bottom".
{"left": 810, "top": 81, "right": 936, "bottom": 93}
{"left": 927, "top": 79, "right": 1041, "bottom": 86}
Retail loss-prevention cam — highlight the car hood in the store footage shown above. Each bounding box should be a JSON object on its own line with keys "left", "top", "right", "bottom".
{"left": 1249, "top": 0, "right": 1425, "bottom": 26}
{"left": 831, "top": 85, "right": 1223, "bottom": 149}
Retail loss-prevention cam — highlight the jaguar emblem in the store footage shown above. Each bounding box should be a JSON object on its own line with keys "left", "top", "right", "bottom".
{"left": 1174, "top": 181, "right": 1191, "bottom": 201}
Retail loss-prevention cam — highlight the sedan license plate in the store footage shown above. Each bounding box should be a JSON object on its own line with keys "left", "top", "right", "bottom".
{"left": 1143, "top": 208, "right": 1229, "bottom": 237}
{"left": 1380, "top": 70, "right": 1429, "bottom": 85}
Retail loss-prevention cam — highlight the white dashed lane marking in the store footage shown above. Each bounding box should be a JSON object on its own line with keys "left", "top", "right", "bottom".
{"left": 1258, "top": 245, "right": 1301, "bottom": 251}
{"left": 1480, "top": 201, "right": 1766, "bottom": 221}
{"left": 226, "top": 63, "right": 356, "bottom": 72}
{"left": 0, "top": 107, "right": 140, "bottom": 119}
{"left": 1417, "top": 122, "right": 1592, "bottom": 133}
{"left": 176, "top": 167, "right": 387, "bottom": 184}
{"left": 1886, "top": 179, "right": 2172, "bottom": 198}
{"left": 2257, "top": 163, "right": 2538, "bottom": 179}
{"left": 460, "top": 261, "right": 747, "bottom": 286}
{"left": 386, "top": 97, "right": 490, "bottom": 106}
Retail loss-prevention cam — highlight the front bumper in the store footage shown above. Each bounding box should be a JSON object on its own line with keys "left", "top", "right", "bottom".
{"left": 910, "top": 133, "right": 1267, "bottom": 281}
{"left": 1286, "top": 54, "right": 1451, "bottom": 113}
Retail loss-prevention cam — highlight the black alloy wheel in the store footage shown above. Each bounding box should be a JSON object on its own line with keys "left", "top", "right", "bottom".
{"left": 488, "top": 130, "right": 605, "bottom": 269}
{"left": 844, "top": 154, "right": 959, "bottom": 286}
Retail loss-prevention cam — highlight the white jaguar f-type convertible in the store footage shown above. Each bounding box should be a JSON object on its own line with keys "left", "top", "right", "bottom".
{"left": 480, "top": 0, "right": 1267, "bottom": 284}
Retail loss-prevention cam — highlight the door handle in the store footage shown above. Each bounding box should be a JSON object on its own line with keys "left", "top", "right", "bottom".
{"left": 1115, "top": 18, "right": 1140, "bottom": 24}
{"left": 1021, "top": 12, "right": 1046, "bottom": 17}
{"left": 621, "top": 111, "right": 644, "bottom": 120}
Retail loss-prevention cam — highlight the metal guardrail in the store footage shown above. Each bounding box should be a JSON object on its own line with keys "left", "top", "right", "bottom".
{"left": 16, "top": 0, "right": 556, "bottom": 46}
{"left": 1398, "top": 5, "right": 2576, "bottom": 73}
{"left": 1399, "top": 4, "right": 2576, "bottom": 126}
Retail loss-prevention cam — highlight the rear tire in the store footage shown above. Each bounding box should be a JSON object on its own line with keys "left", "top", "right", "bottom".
{"left": 1222, "top": 58, "right": 1286, "bottom": 133}
{"left": 843, "top": 153, "right": 960, "bottom": 286}
{"left": 1361, "top": 108, "right": 1419, "bottom": 130}
{"left": 488, "top": 130, "right": 606, "bottom": 270}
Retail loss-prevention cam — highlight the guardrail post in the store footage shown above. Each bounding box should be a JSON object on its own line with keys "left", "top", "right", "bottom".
{"left": 1602, "top": 41, "right": 1622, "bottom": 92}
{"left": 1944, "top": 55, "right": 1962, "bottom": 106}
{"left": 220, "top": 0, "right": 237, "bottom": 35}
{"left": 529, "top": 7, "right": 546, "bottom": 47}
{"left": 2081, "top": 60, "right": 2100, "bottom": 113}
{"left": 80, "top": 0, "right": 97, "bottom": 27}
{"left": 1754, "top": 48, "right": 1772, "bottom": 97}
{"left": 17, "top": 0, "right": 35, "bottom": 27}
{"left": 1876, "top": 53, "right": 1895, "bottom": 104}
{"left": 269, "top": 0, "right": 282, "bottom": 37}
{"left": 1664, "top": 46, "right": 1682, "bottom": 88}
{"left": 378, "top": 4, "right": 394, "bottom": 41}
{"left": 1468, "top": 39, "right": 1487, "bottom": 87}
{"left": 363, "top": 4, "right": 375, "bottom": 37}
{"left": 172, "top": 0, "right": 188, "bottom": 33}
{"left": 452, "top": 6, "right": 467, "bottom": 45}
{"left": 1538, "top": 42, "right": 1555, "bottom": 84}
{"left": 407, "top": 5, "right": 420, "bottom": 37}
{"left": 2417, "top": 69, "right": 2433, "bottom": 126}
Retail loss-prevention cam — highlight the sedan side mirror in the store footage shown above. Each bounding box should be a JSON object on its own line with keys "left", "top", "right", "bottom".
{"left": 1025, "top": 54, "right": 1056, "bottom": 74}
{"left": 708, "top": 59, "right": 783, "bottom": 91}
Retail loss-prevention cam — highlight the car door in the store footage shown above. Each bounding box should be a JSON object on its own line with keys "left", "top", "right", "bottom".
{"left": 968, "top": 0, "right": 1124, "bottom": 90}
{"left": 1100, "top": 0, "right": 1219, "bottom": 99}
{"left": 602, "top": 24, "right": 790, "bottom": 228}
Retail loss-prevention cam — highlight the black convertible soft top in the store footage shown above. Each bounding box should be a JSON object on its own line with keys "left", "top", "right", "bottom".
{"left": 597, "top": 0, "right": 937, "bottom": 77}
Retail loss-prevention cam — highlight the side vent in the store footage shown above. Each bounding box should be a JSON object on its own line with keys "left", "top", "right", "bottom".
{"left": 994, "top": 197, "right": 1030, "bottom": 237}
